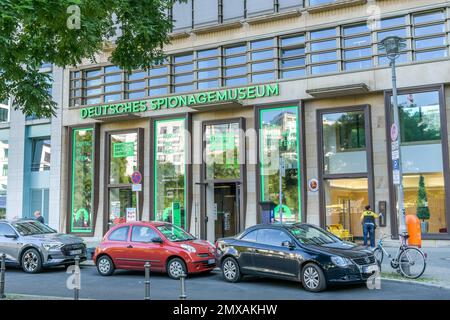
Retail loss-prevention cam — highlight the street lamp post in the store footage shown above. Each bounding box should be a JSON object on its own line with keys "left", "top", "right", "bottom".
{"left": 379, "top": 36, "right": 408, "bottom": 238}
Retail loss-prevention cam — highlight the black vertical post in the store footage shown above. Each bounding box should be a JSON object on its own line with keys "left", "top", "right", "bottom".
{"left": 144, "top": 262, "right": 151, "bottom": 300}
{"left": 74, "top": 255, "right": 80, "bottom": 300}
{"left": 0, "top": 254, "right": 6, "bottom": 299}
{"left": 179, "top": 273, "right": 187, "bottom": 300}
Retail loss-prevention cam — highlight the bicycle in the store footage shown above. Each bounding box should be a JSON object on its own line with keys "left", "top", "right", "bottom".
{"left": 373, "top": 231, "right": 427, "bottom": 279}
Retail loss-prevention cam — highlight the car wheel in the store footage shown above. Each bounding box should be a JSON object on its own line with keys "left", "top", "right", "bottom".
{"left": 167, "top": 258, "right": 187, "bottom": 279}
{"left": 21, "top": 248, "right": 42, "bottom": 273}
{"left": 301, "top": 263, "right": 327, "bottom": 292}
{"left": 96, "top": 255, "right": 115, "bottom": 276}
{"left": 221, "top": 257, "right": 242, "bottom": 283}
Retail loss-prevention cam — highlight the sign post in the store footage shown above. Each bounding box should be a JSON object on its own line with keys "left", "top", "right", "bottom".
{"left": 279, "top": 157, "right": 285, "bottom": 223}
{"left": 131, "top": 171, "right": 142, "bottom": 221}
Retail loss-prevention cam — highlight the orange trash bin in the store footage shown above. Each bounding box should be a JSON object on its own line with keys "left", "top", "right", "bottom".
{"left": 406, "top": 214, "right": 422, "bottom": 247}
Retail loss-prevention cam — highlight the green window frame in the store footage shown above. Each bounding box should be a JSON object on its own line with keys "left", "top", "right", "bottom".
{"left": 153, "top": 118, "right": 188, "bottom": 229}
{"left": 69, "top": 127, "right": 95, "bottom": 234}
{"left": 259, "top": 106, "right": 302, "bottom": 222}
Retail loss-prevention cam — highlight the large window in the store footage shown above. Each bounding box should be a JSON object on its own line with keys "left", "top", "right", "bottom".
{"left": 322, "top": 111, "right": 367, "bottom": 175}
{"left": 0, "top": 99, "right": 9, "bottom": 123}
{"left": 250, "top": 38, "right": 276, "bottom": 83}
{"left": 153, "top": 118, "right": 187, "bottom": 229}
{"left": 324, "top": 178, "right": 368, "bottom": 238}
{"left": 413, "top": 11, "right": 447, "bottom": 62}
{"left": 259, "top": 106, "right": 301, "bottom": 222}
{"left": 319, "top": 106, "right": 372, "bottom": 238}
{"left": 69, "top": 128, "right": 95, "bottom": 234}
{"left": 30, "top": 189, "right": 49, "bottom": 222}
{"left": 390, "top": 89, "right": 448, "bottom": 235}
{"left": 309, "top": 27, "right": 338, "bottom": 75}
{"left": 107, "top": 131, "right": 140, "bottom": 229}
{"left": 343, "top": 23, "right": 372, "bottom": 71}
{"left": 172, "top": 0, "right": 193, "bottom": 32}
{"left": 224, "top": 44, "right": 247, "bottom": 87}
{"left": 173, "top": 53, "right": 194, "bottom": 93}
{"left": 280, "top": 34, "right": 306, "bottom": 79}
{"left": 196, "top": 48, "right": 220, "bottom": 90}
{"left": 31, "top": 137, "right": 51, "bottom": 172}
{"left": 204, "top": 122, "right": 241, "bottom": 180}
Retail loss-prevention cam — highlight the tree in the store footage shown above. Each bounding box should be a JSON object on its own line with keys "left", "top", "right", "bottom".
{"left": 416, "top": 174, "right": 430, "bottom": 221}
{"left": 0, "top": 0, "right": 182, "bottom": 118}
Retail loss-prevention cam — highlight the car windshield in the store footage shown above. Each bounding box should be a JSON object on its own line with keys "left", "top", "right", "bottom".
{"left": 156, "top": 224, "right": 195, "bottom": 242}
{"left": 288, "top": 225, "right": 338, "bottom": 246}
{"left": 12, "top": 221, "right": 56, "bottom": 236}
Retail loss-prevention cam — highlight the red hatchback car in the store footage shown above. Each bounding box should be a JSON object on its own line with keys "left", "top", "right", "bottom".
{"left": 93, "top": 221, "right": 216, "bottom": 279}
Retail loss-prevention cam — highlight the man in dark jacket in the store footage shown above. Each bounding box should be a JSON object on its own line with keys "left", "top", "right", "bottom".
{"left": 34, "top": 210, "right": 45, "bottom": 224}
{"left": 360, "top": 205, "right": 381, "bottom": 248}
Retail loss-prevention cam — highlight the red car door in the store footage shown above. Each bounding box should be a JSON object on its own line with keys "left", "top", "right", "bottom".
{"left": 126, "top": 225, "right": 165, "bottom": 271}
{"left": 104, "top": 225, "right": 133, "bottom": 269}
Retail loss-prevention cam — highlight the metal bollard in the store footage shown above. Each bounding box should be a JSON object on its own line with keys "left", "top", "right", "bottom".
{"left": 0, "top": 254, "right": 6, "bottom": 299}
{"left": 74, "top": 255, "right": 80, "bottom": 300}
{"left": 144, "top": 262, "right": 151, "bottom": 300}
{"left": 179, "top": 273, "right": 187, "bottom": 300}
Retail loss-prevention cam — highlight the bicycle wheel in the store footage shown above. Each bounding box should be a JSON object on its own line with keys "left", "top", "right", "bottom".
{"left": 398, "top": 247, "right": 426, "bottom": 279}
{"left": 373, "top": 247, "right": 384, "bottom": 266}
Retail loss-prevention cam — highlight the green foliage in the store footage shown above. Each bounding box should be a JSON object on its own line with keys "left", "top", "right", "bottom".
{"left": 399, "top": 105, "right": 441, "bottom": 142}
{"left": 0, "top": 0, "right": 183, "bottom": 118}
{"left": 416, "top": 174, "right": 430, "bottom": 221}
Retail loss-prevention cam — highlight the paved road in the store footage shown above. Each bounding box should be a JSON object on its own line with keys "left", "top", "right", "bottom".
{"left": 4, "top": 266, "right": 450, "bottom": 300}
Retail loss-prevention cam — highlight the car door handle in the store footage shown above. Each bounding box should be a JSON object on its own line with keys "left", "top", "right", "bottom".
{"left": 127, "top": 245, "right": 133, "bottom": 248}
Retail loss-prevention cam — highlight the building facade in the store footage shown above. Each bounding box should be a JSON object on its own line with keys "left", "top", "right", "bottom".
{"left": 2, "top": 64, "right": 64, "bottom": 230}
{"left": 4, "top": 0, "right": 450, "bottom": 246}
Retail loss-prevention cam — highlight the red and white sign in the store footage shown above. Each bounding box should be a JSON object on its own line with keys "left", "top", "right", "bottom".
{"left": 390, "top": 123, "right": 399, "bottom": 142}
{"left": 131, "top": 171, "right": 142, "bottom": 184}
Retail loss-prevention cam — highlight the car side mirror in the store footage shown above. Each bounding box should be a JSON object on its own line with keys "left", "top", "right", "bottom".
{"left": 282, "top": 240, "right": 295, "bottom": 250}
{"left": 151, "top": 237, "right": 163, "bottom": 244}
{"left": 4, "top": 233, "right": 18, "bottom": 239}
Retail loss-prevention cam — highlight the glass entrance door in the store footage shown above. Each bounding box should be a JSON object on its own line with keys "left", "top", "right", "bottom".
{"left": 202, "top": 119, "right": 244, "bottom": 242}
{"left": 213, "top": 183, "right": 240, "bottom": 241}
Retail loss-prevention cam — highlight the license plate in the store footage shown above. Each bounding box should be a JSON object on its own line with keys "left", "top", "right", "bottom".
{"left": 363, "top": 264, "right": 378, "bottom": 273}
{"left": 208, "top": 259, "right": 215, "bottom": 264}
{"left": 69, "top": 249, "right": 82, "bottom": 256}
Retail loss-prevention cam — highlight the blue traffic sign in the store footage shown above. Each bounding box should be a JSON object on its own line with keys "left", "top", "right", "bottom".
{"left": 131, "top": 171, "right": 142, "bottom": 184}
{"left": 392, "top": 159, "right": 400, "bottom": 170}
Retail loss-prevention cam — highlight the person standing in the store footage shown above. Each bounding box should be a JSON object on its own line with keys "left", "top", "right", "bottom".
{"left": 34, "top": 210, "right": 45, "bottom": 224}
{"left": 360, "top": 205, "right": 381, "bottom": 248}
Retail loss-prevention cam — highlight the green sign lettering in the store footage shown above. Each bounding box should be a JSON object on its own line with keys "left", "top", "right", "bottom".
{"left": 80, "top": 83, "right": 280, "bottom": 119}
{"left": 113, "top": 142, "right": 135, "bottom": 158}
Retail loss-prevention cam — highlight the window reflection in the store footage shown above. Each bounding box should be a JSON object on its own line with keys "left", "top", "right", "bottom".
{"left": 260, "top": 107, "right": 301, "bottom": 222}
{"left": 205, "top": 122, "right": 240, "bottom": 180}
{"left": 395, "top": 91, "right": 447, "bottom": 234}
{"left": 322, "top": 111, "right": 367, "bottom": 175}
{"left": 154, "top": 119, "right": 187, "bottom": 229}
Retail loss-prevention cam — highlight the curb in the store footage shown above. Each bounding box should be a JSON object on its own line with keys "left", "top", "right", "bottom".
{"left": 381, "top": 277, "right": 450, "bottom": 290}
{"left": 80, "top": 260, "right": 95, "bottom": 266}
{"left": 5, "top": 293, "right": 90, "bottom": 300}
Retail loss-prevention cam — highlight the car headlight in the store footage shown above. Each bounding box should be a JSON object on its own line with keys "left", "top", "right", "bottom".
{"left": 180, "top": 244, "right": 196, "bottom": 253}
{"left": 331, "top": 256, "right": 353, "bottom": 267}
{"left": 42, "top": 242, "right": 64, "bottom": 251}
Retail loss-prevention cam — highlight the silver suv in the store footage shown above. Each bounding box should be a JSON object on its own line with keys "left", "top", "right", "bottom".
{"left": 0, "top": 219, "right": 87, "bottom": 273}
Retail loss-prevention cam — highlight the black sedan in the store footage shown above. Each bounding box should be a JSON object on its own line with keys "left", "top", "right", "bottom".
{"left": 215, "top": 223, "right": 378, "bottom": 292}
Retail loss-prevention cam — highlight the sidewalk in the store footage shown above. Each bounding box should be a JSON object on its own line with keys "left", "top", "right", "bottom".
{"left": 378, "top": 246, "right": 450, "bottom": 289}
